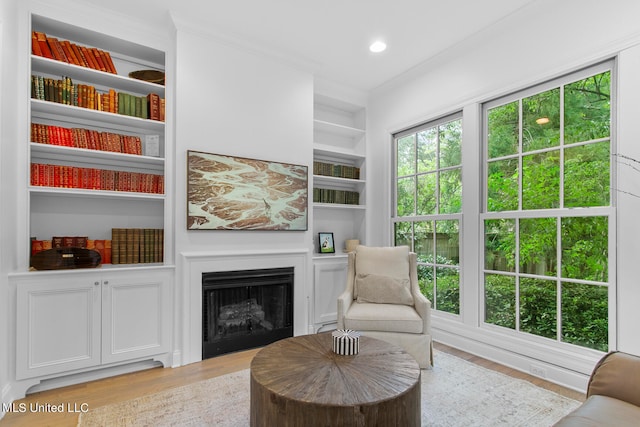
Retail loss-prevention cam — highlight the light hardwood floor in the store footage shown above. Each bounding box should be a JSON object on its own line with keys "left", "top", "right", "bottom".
{"left": 0, "top": 342, "right": 584, "bottom": 426}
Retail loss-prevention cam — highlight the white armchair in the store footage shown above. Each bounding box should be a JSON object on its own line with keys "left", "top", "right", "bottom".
{"left": 337, "top": 245, "right": 433, "bottom": 368}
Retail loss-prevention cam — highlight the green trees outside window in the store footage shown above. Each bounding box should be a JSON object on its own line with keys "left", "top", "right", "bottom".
{"left": 393, "top": 65, "right": 612, "bottom": 353}
{"left": 394, "top": 116, "right": 462, "bottom": 314}
{"left": 484, "top": 68, "right": 611, "bottom": 351}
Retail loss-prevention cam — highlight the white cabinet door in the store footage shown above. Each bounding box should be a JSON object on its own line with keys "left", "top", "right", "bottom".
{"left": 313, "top": 258, "right": 348, "bottom": 330}
{"left": 16, "top": 275, "right": 101, "bottom": 380}
{"left": 101, "top": 270, "right": 171, "bottom": 364}
{"left": 15, "top": 268, "right": 172, "bottom": 379}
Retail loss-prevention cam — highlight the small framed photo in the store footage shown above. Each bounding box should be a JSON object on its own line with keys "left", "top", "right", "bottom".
{"left": 318, "top": 232, "right": 335, "bottom": 254}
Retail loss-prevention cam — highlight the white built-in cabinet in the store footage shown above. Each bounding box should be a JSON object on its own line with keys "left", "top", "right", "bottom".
{"left": 9, "top": 13, "right": 174, "bottom": 391}
{"left": 15, "top": 268, "right": 172, "bottom": 380}
{"left": 312, "top": 258, "right": 348, "bottom": 332}
{"left": 311, "top": 94, "right": 366, "bottom": 331}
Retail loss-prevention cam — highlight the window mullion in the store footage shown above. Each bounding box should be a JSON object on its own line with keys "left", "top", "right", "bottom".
{"left": 515, "top": 218, "right": 521, "bottom": 332}
{"left": 414, "top": 135, "right": 419, "bottom": 216}
{"left": 556, "top": 217, "right": 563, "bottom": 343}
{"left": 518, "top": 99, "right": 523, "bottom": 211}
{"left": 560, "top": 85, "right": 565, "bottom": 209}
{"left": 436, "top": 126, "right": 441, "bottom": 214}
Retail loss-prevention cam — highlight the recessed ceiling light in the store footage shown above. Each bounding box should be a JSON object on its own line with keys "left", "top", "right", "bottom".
{"left": 369, "top": 40, "right": 387, "bottom": 53}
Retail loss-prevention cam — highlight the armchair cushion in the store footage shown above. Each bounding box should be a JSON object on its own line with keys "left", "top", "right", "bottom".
{"left": 343, "top": 302, "right": 424, "bottom": 334}
{"left": 354, "top": 245, "right": 410, "bottom": 298}
{"left": 355, "top": 273, "right": 414, "bottom": 305}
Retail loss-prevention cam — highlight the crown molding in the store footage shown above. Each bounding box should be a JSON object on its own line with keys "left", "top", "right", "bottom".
{"left": 169, "top": 11, "right": 320, "bottom": 76}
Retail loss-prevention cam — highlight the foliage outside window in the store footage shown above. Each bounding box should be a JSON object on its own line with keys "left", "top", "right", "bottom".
{"left": 484, "top": 65, "right": 612, "bottom": 351}
{"left": 394, "top": 116, "right": 462, "bottom": 314}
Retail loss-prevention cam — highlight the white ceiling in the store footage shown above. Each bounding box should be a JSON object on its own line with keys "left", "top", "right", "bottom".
{"left": 78, "top": 0, "right": 537, "bottom": 92}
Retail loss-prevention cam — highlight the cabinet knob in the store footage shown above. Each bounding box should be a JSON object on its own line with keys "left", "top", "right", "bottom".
{"left": 94, "top": 281, "right": 100, "bottom": 286}
{"left": 104, "top": 280, "right": 109, "bottom": 285}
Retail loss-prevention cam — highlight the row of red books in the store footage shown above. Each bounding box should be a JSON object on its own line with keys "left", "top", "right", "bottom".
{"left": 31, "top": 123, "right": 143, "bottom": 155}
{"left": 30, "top": 163, "right": 164, "bottom": 194}
{"left": 31, "top": 237, "right": 112, "bottom": 264}
{"left": 111, "top": 228, "right": 164, "bottom": 264}
{"left": 32, "top": 31, "right": 117, "bottom": 74}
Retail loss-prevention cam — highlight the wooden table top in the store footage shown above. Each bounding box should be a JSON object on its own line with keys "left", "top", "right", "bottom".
{"left": 250, "top": 332, "right": 421, "bottom": 406}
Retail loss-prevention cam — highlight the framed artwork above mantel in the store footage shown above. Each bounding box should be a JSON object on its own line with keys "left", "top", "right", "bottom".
{"left": 187, "top": 150, "right": 308, "bottom": 231}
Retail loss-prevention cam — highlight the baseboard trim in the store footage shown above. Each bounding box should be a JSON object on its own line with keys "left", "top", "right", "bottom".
{"left": 1, "top": 382, "right": 12, "bottom": 420}
{"left": 433, "top": 327, "right": 591, "bottom": 393}
{"left": 30, "top": 360, "right": 163, "bottom": 395}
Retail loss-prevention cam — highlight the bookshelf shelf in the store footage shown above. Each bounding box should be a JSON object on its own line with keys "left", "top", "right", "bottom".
{"left": 31, "top": 99, "right": 165, "bottom": 133}
{"left": 313, "top": 175, "right": 365, "bottom": 190}
{"left": 313, "top": 202, "right": 366, "bottom": 210}
{"left": 313, "top": 119, "right": 365, "bottom": 138}
{"left": 30, "top": 143, "right": 164, "bottom": 172}
{"left": 313, "top": 145, "right": 365, "bottom": 162}
{"left": 31, "top": 55, "right": 165, "bottom": 97}
{"left": 29, "top": 186, "right": 165, "bottom": 201}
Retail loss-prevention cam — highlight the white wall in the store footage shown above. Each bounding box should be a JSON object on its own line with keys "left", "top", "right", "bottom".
{"left": 172, "top": 20, "right": 315, "bottom": 363}
{"left": 368, "top": 0, "right": 640, "bottom": 390}
{"left": 173, "top": 24, "right": 314, "bottom": 253}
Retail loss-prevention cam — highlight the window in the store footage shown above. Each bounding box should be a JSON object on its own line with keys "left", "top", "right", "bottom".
{"left": 393, "top": 114, "right": 462, "bottom": 314}
{"left": 483, "top": 63, "right": 613, "bottom": 351}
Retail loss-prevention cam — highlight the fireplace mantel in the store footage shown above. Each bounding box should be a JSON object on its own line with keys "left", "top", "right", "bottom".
{"left": 179, "top": 248, "right": 309, "bottom": 365}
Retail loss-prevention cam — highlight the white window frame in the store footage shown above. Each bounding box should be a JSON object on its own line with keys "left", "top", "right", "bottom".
{"left": 480, "top": 60, "right": 617, "bottom": 354}
{"left": 392, "top": 112, "right": 463, "bottom": 316}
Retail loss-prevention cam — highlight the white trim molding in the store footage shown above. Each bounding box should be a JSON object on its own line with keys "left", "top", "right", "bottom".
{"left": 179, "top": 249, "right": 309, "bottom": 365}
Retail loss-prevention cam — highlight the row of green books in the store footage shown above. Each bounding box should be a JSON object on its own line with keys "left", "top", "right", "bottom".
{"left": 31, "top": 74, "right": 158, "bottom": 120}
{"left": 313, "top": 161, "right": 360, "bottom": 179}
{"left": 313, "top": 188, "right": 360, "bottom": 205}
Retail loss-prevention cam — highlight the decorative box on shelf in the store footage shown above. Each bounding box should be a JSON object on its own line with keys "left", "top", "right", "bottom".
{"left": 30, "top": 247, "right": 101, "bottom": 270}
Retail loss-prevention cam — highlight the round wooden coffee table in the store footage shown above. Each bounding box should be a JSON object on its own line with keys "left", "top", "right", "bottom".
{"left": 250, "top": 332, "right": 421, "bottom": 426}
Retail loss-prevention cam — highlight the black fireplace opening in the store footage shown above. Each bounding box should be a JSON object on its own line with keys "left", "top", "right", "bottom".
{"left": 202, "top": 267, "right": 294, "bottom": 359}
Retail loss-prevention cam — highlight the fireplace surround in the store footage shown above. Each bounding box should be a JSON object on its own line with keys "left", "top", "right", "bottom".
{"left": 181, "top": 249, "right": 309, "bottom": 365}
{"left": 202, "top": 267, "right": 294, "bottom": 358}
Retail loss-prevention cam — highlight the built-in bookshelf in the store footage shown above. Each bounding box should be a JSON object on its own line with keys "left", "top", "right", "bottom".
{"left": 26, "top": 14, "right": 169, "bottom": 270}
{"left": 9, "top": 12, "right": 174, "bottom": 394}
{"left": 312, "top": 94, "right": 366, "bottom": 256}
{"left": 311, "top": 94, "right": 366, "bottom": 332}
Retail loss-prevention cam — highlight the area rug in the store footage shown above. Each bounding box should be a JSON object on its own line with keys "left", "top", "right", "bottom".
{"left": 78, "top": 351, "right": 581, "bottom": 426}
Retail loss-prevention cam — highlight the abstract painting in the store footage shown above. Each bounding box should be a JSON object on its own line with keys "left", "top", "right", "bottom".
{"left": 187, "top": 150, "right": 308, "bottom": 230}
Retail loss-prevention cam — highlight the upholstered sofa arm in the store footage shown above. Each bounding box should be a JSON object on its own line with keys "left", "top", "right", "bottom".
{"left": 587, "top": 351, "right": 640, "bottom": 407}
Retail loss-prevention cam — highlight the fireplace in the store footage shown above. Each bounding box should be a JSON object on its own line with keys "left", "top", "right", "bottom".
{"left": 202, "top": 267, "right": 294, "bottom": 359}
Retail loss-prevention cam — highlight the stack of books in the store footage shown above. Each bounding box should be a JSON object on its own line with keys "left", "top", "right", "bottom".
{"left": 111, "top": 228, "right": 164, "bottom": 264}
